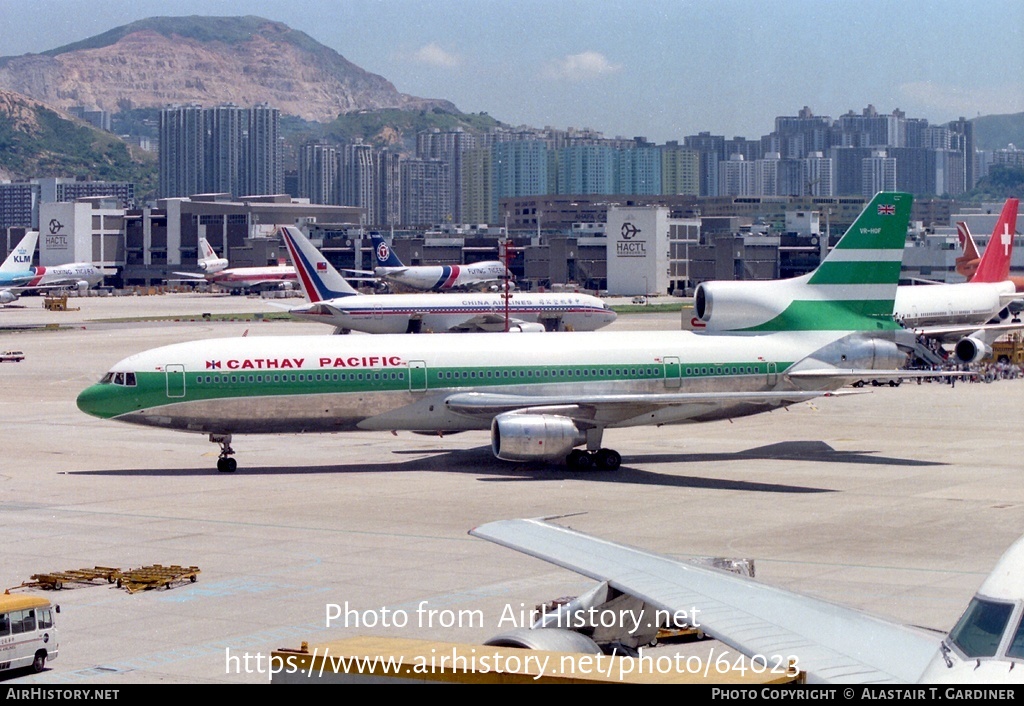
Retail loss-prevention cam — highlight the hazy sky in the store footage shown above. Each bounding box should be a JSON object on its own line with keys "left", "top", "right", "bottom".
{"left": 2, "top": 0, "right": 1022, "bottom": 143}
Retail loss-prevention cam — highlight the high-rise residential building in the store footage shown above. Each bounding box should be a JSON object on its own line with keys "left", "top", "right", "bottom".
{"left": 298, "top": 142, "right": 339, "bottom": 205}
{"left": 754, "top": 153, "right": 782, "bottom": 196}
{"left": 401, "top": 158, "right": 449, "bottom": 226}
{"left": 159, "top": 104, "right": 204, "bottom": 198}
{"left": 245, "top": 104, "right": 282, "bottom": 196}
{"left": 802, "top": 152, "right": 834, "bottom": 196}
{"left": 829, "top": 146, "right": 875, "bottom": 196}
{"left": 417, "top": 129, "right": 476, "bottom": 223}
{"left": 772, "top": 106, "right": 832, "bottom": 159}
{"left": 375, "top": 149, "right": 403, "bottom": 226}
{"left": 615, "top": 142, "right": 662, "bottom": 195}
{"left": 862, "top": 150, "right": 897, "bottom": 197}
{"left": 719, "top": 153, "right": 757, "bottom": 197}
{"left": 204, "top": 104, "right": 245, "bottom": 196}
{"left": 556, "top": 144, "right": 616, "bottom": 195}
{"left": 660, "top": 142, "right": 700, "bottom": 196}
{"left": 684, "top": 132, "right": 726, "bottom": 197}
{"left": 159, "top": 103, "right": 283, "bottom": 199}
{"left": 492, "top": 139, "right": 548, "bottom": 221}
{"left": 340, "top": 141, "right": 376, "bottom": 225}
{"left": 0, "top": 178, "right": 136, "bottom": 231}
{"left": 461, "top": 148, "right": 493, "bottom": 225}
{"left": 947, "top": 117, "right": 975, "bottom": 191}
{"left": 835, "top": 105, "right": 902, "bottom": 148}
{"left": 0, "top": 182, "right": 38, "bottom": 230}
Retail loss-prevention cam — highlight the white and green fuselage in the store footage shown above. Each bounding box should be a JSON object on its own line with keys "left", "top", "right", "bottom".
{"left": 77, "top": 192, "right": 915, "bottom": 470}
{"left": 76, "top": 327, "right": 903, "bottom": 435}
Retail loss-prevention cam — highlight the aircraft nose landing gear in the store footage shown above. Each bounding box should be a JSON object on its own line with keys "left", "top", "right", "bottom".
{"left": 210, "top": 433, "right": 237, "bottom": 472}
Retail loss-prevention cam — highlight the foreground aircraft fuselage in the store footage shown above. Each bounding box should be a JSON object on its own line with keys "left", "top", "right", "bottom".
{"left": 76, "top": 327, "right": 907, "bottom": 466}
{"left": 289, "top": 292, "right": 617, "bottom": 334}
{"left": 78, "top": 192, "right": 915, "bottom": 472}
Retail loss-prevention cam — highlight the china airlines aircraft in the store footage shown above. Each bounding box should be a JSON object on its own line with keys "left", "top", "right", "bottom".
{"left": 280, "top": 226, "right": 615, "bottom": 335}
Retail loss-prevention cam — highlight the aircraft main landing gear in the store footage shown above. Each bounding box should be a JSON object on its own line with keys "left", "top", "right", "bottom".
{"left": 210, "top": 433, "right": 237, "bottom": 472}
{"left": 566, "top": 448, "right": 622, "bottom": 471}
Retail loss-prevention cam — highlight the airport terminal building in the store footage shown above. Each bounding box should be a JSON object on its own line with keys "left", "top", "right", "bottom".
{"left": 4, "top": 192, "right": 1022, "bottom": 295}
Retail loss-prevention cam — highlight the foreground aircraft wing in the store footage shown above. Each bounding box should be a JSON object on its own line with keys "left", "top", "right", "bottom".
{"left": 470, "top": 518, "right": 942, "bottom": 684}
{"left": 442, "top": 389, "right": 834, "bottom": 426}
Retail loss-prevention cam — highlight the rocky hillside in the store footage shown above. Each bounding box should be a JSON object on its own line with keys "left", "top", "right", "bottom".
{"left": 0, "top": 88, "right": 155, "bottom": 187}
{"left": 0, "top": 15, "right": 457, "bottom": 122}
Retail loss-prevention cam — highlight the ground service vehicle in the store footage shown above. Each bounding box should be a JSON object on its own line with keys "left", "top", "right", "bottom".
{"left": 0, "top": 594, "right": 59, "bottom": 673}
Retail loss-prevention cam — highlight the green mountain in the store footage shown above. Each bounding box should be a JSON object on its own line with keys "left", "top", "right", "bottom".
{"left": 0, "top": 89, "right": 155, "bottom": 192}
{"left": 971, "top": 112, "right": 1024, "bottom": 151}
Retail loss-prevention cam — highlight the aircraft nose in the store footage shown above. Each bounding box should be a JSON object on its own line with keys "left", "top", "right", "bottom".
{"left": 76, "top": 383, "right": 123, "bottom": 419}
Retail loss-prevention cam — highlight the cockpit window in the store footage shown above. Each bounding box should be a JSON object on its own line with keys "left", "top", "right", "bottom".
{"left": 948, "top": 598, "right": 1013, "bottom": 658}
{"left": 102, "top": 372, "right": 138, "bottom": 387}
{"left": 1005, "top": 614, "right": 1024, "bottom": 659}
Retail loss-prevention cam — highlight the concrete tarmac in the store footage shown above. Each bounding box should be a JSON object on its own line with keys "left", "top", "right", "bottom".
{"left": 0, "top": 291, "right": 1021, "bottom": 684}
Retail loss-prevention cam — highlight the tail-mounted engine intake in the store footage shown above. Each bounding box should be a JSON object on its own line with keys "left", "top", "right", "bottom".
{"left": 198, "top": 258, "right": 229, "bottom": 273}
{"left": 491, "top": 413, "right": 585, "bottom": 462}
{"left": 694, "top": 280, "right": 791, "bottom": 332}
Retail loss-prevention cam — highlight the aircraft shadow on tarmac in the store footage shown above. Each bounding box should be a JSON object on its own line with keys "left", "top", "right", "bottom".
{"left": 70, "top": 440, "right": 942, "bottom": 494}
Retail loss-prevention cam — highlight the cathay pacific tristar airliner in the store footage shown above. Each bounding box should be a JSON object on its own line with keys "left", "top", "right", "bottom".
{"left": 369, "top": 233, "right": 513, "bottom": 292}
{"left": 694, "top": 197, "right": 1022, "bottom": 364}
{"left": 77, "top": 192, "right": 915, "bottom": 473}
{"left": 280, "top": 226, "right": 616, "bottom": 334}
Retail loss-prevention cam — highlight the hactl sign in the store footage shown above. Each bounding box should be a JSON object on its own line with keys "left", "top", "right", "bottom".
{"left": 616, "top": 221, "right": 646, "bottom": 257}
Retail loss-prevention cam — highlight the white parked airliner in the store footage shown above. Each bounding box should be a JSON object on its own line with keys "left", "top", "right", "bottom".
{"left": 280, "top": 226, "right": 615, "bottom": 335}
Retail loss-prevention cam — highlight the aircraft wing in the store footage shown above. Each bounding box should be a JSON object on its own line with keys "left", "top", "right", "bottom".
{"left": 338, "top": 268, "right": 379, "bottom": 281}
{"left": 8, "top": 281, "right": 92, "bottom": 292}
{"left": 470, "top": 518, "right": 943, "bottom": 684}
{"left": 443, "top": 389, "right": 835, "bottom": 427}
{"left": 170, "top": 272, "right": 209, "bottom": 280}
{"left": 913, "top": 321, "right": 1024, "bottom": 343}
{"left": 446, "top": 313, "right": 532, "bottom": 333}
{"left": 248, "top": 279, "right": 292, "bottom": 290}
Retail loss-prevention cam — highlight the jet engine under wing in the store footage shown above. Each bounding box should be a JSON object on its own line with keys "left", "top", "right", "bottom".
{"left": 470, "top": 518, "right": 943, "bottom": 684}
